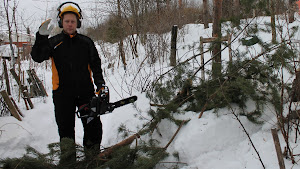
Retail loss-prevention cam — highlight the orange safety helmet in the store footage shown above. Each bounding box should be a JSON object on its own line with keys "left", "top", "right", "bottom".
{"left": 59, "top": 5, "right": 81, "bottom": 18}
{"left": 57, "top": 2, "right": 82, "bottom": 28}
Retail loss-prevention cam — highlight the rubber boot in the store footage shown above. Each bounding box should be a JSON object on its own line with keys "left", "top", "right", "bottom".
{"left": 59, "top": 138, "right": 76, "bottom": 169}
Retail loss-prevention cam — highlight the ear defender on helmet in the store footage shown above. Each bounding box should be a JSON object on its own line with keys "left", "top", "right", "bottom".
{"left": 57, "top": 1, "right": 82, "bottom": 28}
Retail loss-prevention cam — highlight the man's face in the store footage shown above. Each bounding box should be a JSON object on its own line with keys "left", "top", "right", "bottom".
{"left": 62, "top": 13, "right": 77, "bottom": 35}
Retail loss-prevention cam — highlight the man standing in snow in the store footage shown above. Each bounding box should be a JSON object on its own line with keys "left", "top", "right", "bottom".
{"left": 30, "top": 1, "right": 105, "bottom": 163}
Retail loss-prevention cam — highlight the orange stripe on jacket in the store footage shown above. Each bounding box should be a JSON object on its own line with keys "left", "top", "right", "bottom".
{"left": 51, "top": 41, "right": 63, "bottom": 90}
{"left": 51, "top": 57, "right": 59, "bottom": 90}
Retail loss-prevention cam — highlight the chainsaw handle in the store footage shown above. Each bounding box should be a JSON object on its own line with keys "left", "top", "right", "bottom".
{"left": 76, "top": 103, "right": 89, "bottom": 118}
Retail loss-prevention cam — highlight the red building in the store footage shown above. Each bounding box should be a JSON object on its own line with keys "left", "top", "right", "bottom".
{"left": 0, "top": 31, "right": 34, "bottom": 60}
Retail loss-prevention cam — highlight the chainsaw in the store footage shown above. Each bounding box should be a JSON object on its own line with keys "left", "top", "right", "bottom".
{"left": 76, "top": 86, "right": 137, "bottom": 119}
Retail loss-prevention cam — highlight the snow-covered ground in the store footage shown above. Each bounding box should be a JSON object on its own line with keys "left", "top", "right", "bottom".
{"left": 1, "top": 15, "right": 300, "bottom": 169}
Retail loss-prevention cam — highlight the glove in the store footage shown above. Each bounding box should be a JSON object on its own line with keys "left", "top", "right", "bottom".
{"left": 39, "top": 19, "right": 54, "bottom": 36}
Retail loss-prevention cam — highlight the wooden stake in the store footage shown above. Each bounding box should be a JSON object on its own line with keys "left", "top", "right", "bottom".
{"left": 199, "top": 35, "right": 230, "bottom": 81}
{"left": 27, "top": 69, "right": 48, "bottom": 97}
{"left": 10, "top": 97, "right": 24, "bottom": 117}
{"left": 0, "top": 90, "right": 22, "bottom": 121}
{"left": 271, "top": 128, "right": 286, "bottom": 169}
{"left": 10, "top": 68, "right": 34, "bottom": 109}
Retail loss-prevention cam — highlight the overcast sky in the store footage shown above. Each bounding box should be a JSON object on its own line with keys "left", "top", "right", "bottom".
{"left": 3, "top": 0, "right": 201, "bottom": 34}
{"left": 2, "top": 0, "right": 109, "bottom": 33}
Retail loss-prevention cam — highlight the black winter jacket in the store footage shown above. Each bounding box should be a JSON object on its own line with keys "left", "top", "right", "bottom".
{"left": 31, "top": 31, "right": 105, "bottom": 95}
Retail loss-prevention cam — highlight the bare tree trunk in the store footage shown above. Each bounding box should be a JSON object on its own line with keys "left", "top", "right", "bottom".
{"left": 228, "top": 34, "right": 232, "bottom": 62}
{"left": 3, "top": 60, "right": 11, "bottom": 95}
{"left": 117, "top": 0, "right": 126, "bottom": 70}
{"left": 288, "top": 0, "right": 295, "bottom": 23}
{"left": 212, "top": 0, "right": 223, "bottom": 79}
{"left": 234, "top": 0, "right": 240, "bottom": 16}
{"left": 128, "top": 0, "right": 139, "bottom": 58}
{"left": 200, "top": 36, "right": 205, "bottom": 80}
{"left": 170, "top": 25, "right": 178, "bottom": 66}
{"left": 156, "top": 0, "right": 160, "bottom": 18}
{"left": 270, "top": 0, "right": 276, "bottom": 43}
{"left": 228, "top": 0, "right": 233, "bottom": 18}
{"left": 166, "top": 0, "right": 170, "bottom": 8}
{"left": 128, "top": 0, "right": 139, "bottom": 34}
{"left": 12, "top": 1, "right": 22, "bottom": 100}
{"left": 233, "top": 0, "right": 240, "bottom": 24}
{"left": 4, "top": 0, "right": 16, "bottom": 69}
{"left": 179, "top": 0, "right": 183, "bottom": 9}
{"left": 99, "top": 133, "right": 140, "bottom": 159}
{"left": 222, "top": 0, "right": 233, "bottom": 19}
{"left": 203, "top": 0, "right": 209, "bottom": 28}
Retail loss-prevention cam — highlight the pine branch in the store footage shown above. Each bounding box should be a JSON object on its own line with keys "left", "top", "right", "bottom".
{"left": 151, "top": 78, "right": 193, "bottom": 108}
{"left": 198, "top": 44, "right": 281, "bottom": 118}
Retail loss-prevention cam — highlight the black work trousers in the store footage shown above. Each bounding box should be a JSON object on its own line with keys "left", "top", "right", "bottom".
{"left": 53, "top": 89, "right": 102, "bottom": 151}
